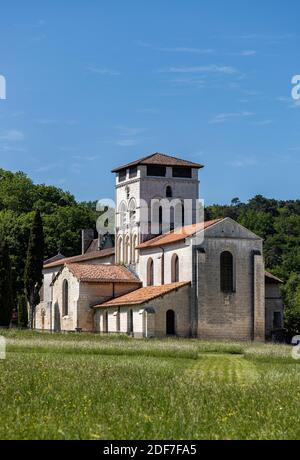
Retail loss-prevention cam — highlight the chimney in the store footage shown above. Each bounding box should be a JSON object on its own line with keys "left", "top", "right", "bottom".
{"left": 81, "top": 229, "right": 94, "bottom": 254}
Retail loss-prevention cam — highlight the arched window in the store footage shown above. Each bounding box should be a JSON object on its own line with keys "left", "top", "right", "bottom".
{"left": 125, "top": 235, "right": 130, "bottom": 264}
{"left": 62, "top": 280, "right": 69, "bottom": 316}
{"left": 104, "top": 310, "right": 108, "bottom": 333}
{"left": 166, "top": 310, "right": 175, "bottom": 335}
{"left": 220, "top": 251, "right": 234, "bottom": 293}
{"left": 132, "top": 234, "right": 138, "bottom": 263}
{"left": 166, "top": 186, "right": 172, "bottom": 198}
{"left": 117, "top": 236, "right": 123, "bottom": 263}
{"left": 159, "top": 206, "right": 163, "bottom": 234}
{"left": 147, "top": 258, "right": 154, "bottom": 286}
{"left": 171, "top": 254, "right": 179, "bottom": 282}
{"left": 118, "top": 201, "right": 127, "bottom": 229}
{"left": 128, "top": 198, "right": 136, "bottom": 225}
{"left": 128, "top": 309, "right": 133, "bottom": 334}
{"left": 174, "top": 200, "right": 185, "bottom": 228}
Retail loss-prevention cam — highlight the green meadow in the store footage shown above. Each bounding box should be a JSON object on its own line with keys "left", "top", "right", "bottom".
{"left": 0, "top": 330, "right": 299, "bottom": 440}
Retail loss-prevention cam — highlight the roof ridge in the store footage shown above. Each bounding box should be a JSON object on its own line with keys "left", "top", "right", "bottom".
{"left": 95, "top": 281, "right": 191, "bottom": 308}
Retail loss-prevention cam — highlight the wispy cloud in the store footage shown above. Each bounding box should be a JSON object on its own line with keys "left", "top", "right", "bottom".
{"left": 253, "top": 119, "right": 272, "bottom": 126}
{"left": 169, "top": 77, "right": 207, "bottom": 88}
{"left": 277, "top": 96, "right": 300, "bottom": 109}
{"left": 0, "top": 144, "right": 27, "bottom": 152}
{"left": 227, "top": 157, "right": 257, "bottom": 168}
{"left": 160, "top": 65, "right": 238, "bottom": 75}
{"left": 0, "top": 129, "right": 24, "bottom": 141}
{"left": 224, "top": 50, "right": 257, "bottom": 58}
{"left": 209, "top": 111, "right": 254, "bottom": 124}
{"left": 72, "top": 154, "right": 100, "bottom": 161}
{"left": 114, "top": 125, "right": 147, "bottom": 147}
{"left": 136, "top": 40, "right": 213, "bottom": 54}
{"left": 35, "top": 163, "right": 59, "bottom": 173}
{"left": 87, "top": 66, "right": 120, "bottom": 76}
{"left": 240, "top": 50, "right": 256, "bottom": 56}
{"left": 215, "top": 33, "right": 296, "bottom": 42}
{"left": 116, "top": 139, "right": 139, "bottom": 147}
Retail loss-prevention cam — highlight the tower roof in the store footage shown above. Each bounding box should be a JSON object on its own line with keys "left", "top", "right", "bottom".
{"left": 111, "top": 152, "right": 204, "bottom": 172}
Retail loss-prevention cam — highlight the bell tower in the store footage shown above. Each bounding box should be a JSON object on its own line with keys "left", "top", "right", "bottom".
{"left": 112, "top": 152, "right": 203, "bottom": 267}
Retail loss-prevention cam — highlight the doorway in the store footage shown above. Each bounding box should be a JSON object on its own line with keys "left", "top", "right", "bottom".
{"left": 166, "top": 310, "right": 175, "bottom": 335}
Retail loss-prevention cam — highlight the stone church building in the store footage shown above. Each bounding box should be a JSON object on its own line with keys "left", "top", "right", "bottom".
{"left": 35, "top": 153, "right": 284, "bottom": 341}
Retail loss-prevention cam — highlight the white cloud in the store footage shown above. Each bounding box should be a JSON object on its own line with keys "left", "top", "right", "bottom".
{"left": 136, "top": 41, "right": 213, "bottom": 54}
{"left": 253, "top": 119, "right": 272, "bottom": 126}
{"left": 116, "top": 139, "right": 139, "bottom": 147}
{"left": 160, "top": 65, "right": 238, "bottom": 75}
{"left": 227, "top": 157, "right": 257, "bottom": 168}
{"left": 240, "top": 50, "right": 256, "bottom": 56}
{"left": 0, "top": 129, "right": 24, "bottom": 141}
{"left": 209, "top": 111, "right": 254, "bottom": 124}
{"left": 87, "top": 66, "right": 120, "bottom": 76}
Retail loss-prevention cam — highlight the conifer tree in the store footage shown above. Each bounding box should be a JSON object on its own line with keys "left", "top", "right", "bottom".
{"left": 24, "top": 210, "right": 44, "bottom": 329}
{"left": 0, "top": 239, "right": 13, "bottom": 326}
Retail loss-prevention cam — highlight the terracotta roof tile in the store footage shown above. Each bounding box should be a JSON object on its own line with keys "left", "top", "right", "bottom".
{"left": 95, "top": 281, "right": 191, "bottom": 307}
{"left": 66, "top": 263, "right": 141, "bottom": 284}
{"left": 137, "top": 219, "right": 223, "bottom": 249}
{"left": 44, "top": 247, "right": 115, "bottom": 268}
{"left": 112, "top": 152, "right": 203, "bottom": 172}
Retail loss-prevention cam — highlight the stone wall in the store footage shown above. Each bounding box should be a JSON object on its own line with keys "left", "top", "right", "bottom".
{"left": 265, "top": 282, "right": 284, "bottom": 339}
{"left": 196, "top": 219, "right": 264, "bottom": 341}
{"left": 95, "top": 284, "right": 191, "bottom": 337}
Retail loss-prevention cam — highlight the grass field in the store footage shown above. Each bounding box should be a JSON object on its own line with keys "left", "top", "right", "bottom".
{"left": 0, "top": 330, "right": 299, "bottom": 440}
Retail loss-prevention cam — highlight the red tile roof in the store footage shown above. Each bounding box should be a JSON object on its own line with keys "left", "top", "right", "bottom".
{"left": 95, "top": 281, "right": 191, "bottom": 307}
{"left": 44, "top": 247, "right": 115, "bottom": 269}
{"left": 265, "top": 271, "right": 283, "bottom": 284}
{"left": 66, "top": 263, "right": 141, "bottom": 284}
{"left": 112, "top": 152, "right": 203, "bottom": 172}
{"left": 137, "top": 219, "right": 223, "bottom": 249}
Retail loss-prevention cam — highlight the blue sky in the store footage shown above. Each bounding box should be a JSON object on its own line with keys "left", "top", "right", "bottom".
{"left": 0, "top": 0, "right": 299, "bottom": 205}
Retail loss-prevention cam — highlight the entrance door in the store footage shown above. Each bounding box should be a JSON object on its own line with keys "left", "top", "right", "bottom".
{"left": 166, "top": 310, "right": 175, "bottom": 335}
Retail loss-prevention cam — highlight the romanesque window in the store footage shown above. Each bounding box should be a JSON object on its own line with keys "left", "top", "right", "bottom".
{"left": 129, "top": 198, "right": 136, "bottom": 225}
{"left": 125, "top": 235, "right": 130, "bottom": 264}
{"left": 159, "top": 206, "right": 163, "bottom": 234}
{"left": 147, "top": 258, "right": 154, "bottom": 286}
{"left": 171, "top": 254, "right": 179, "bottom": 283}
{"left": 220, "top": 251, "right": 234, "bottom": 293}
{"left": 128, "top": 309, "right": 133, "bottom": 334}
{"left": 117, "top": 236, "right": 123, "bottom": 263}
{"left": 166, "top": 185, "right": 172, "bottom": 198}
{"left": 104, "top": 311, "right": 108, "bottom": 333}
{"left": 132, "top": 234, "right": 138, "bottom": 263}
{"left": 119, "top": 201, "right": 127, "bottom": 229}
{"left": 62, "top": 280, "right": 69, "bottom": 316}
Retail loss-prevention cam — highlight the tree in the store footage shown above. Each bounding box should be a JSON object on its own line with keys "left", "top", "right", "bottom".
{"left": 24, "top": 210, "right": 44, "bottom": 329}
{"left": 17, "top": 293, "right": 28, "bottom": 328}
{"left": 282, "top": 272, "right": 300, "bottom": 339}
{"left": 0, "top": 239, "right": 13, "bottom": 326}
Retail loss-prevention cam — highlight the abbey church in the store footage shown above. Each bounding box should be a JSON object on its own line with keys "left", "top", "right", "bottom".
{"left": 36, "top": 153, "right": 284, "bottom": 341}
